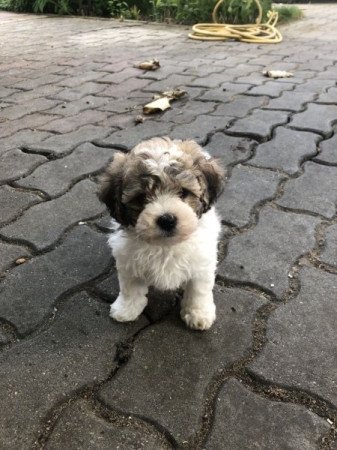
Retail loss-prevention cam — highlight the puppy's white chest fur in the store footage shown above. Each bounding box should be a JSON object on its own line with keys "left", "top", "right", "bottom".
{"left": 109, "top": 208, "right": 220, "bottom": 291}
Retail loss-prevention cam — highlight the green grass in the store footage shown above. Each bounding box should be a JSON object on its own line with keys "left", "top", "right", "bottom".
{"left": 274, "top": 5, "right": 303, "bottom": 24}
{"left": 0, "top": 0, "right": 303, "bottom": 26}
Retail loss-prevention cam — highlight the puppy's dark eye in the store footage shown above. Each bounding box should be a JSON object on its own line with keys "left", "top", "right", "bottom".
{"left": 130, "top": 193, "right": 146, "bottom": 205}
{"left": 179, "top": 188, "right": 190, "bottom": 199}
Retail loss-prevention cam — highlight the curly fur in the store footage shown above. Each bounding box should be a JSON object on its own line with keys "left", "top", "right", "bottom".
{"left": 98, "top": 137, "right": 224, "bottom": 330}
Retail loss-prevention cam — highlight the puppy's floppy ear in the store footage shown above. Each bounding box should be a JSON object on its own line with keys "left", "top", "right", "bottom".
{"left": 98, "top": 152, "right": 129, "bottom": 226}
{"left": 198, "top": 157, "right": 225, "bottom": 212}
{"left": 176, "top": 139, "right": 225, "bottom": 212}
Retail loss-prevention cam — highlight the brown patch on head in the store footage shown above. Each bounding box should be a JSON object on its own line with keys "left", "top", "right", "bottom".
{"left": 98, "top": 152, "right": 129, "bottom": 225}
{"left": 98, "top": 138, "right": 225, "bottom": 233}
{"left": 174, "top": 139, "right": 225, "bottom": 213}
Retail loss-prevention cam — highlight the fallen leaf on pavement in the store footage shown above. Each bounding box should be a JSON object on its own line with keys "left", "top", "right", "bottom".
{"left": 135, "top": 59, "right": 160, "bottom": 71}
{"left": 15, "top": 257, "right": 27, "bottom": 265}
{"left": 263, "top": 70, "right": 293, "bottom": 78}
{"left": 143, "top": 97, "right": 171, "bottom": 114}
{"left": 161, "top": 88, "right": 186, "bottom": 99}
{"left": 135, "top": 115, "right": 145, "bottom": 124}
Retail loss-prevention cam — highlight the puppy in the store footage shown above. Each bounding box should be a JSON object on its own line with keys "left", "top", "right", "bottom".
{"left": 98, "top": 137, "right": 224, "bottom": 330}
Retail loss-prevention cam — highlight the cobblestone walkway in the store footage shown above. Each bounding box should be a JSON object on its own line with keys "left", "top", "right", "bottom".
{"left": 1, "top": 5, "right": 337, "bottom": 449}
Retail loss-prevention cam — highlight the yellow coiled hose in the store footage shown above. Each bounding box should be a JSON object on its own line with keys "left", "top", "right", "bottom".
{"left": 189, "top": 0, "right": 282, "bottom": 43}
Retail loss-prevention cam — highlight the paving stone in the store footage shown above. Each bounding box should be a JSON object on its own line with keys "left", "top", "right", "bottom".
{"left": 0, "top": 185, "right": 41, "bottom": 225}
{"left": 98, "top": 122, "right": 173, "bottom": 150}
{"left": 140, "top": 64, "right": 189, "bottom": 81}
{"left": 102, "top": 113, "right": 136, "bottom": 130}
{"left": 153, "top": 100, "right": 217, "bottom": 125}
{"left": 4, "top": 84, "right": 63, "bottom": 104}
{"left": 0, "top": 226, "right": 113, "bottom": 335}
{"left": 98, "top": 97, "right": 146, "bottom": 114}
{"left": 248, "top": 81, "right": 295, "bottom": 98}
{"left": 0, "top": 291, "right": 146, "bottom": 449}
{"left": 218, "top": 207, "right": 320, "bottom": 298}
{"left": 98, "top": 67, "right": 142, "bottom": 84}
{"left": 0, "top": 102, "right": 11, "bottom": 111}
{"left": 26, "top": 125, "right": 111, "bottom": 155}
{"left": 17, "top": 143, "right": 115, "bottom": 197}
{"left": 52, "top": 82, "right": 108, "bottom": 101}
{"left": 207, "top": 378, "right": 329, "bottom": 450}
{"left": 295, "top": 79, "right": 336, "bottom": 95}
{"left": 188, "top": 72, "right": 231, "bottom": 89}
{"left": 172, "top": 115, "right": 232, "bottom": 144}
{"left": 213, "top": 95, "right": 269, "bottom": 118}
{"left": 297, "top": 59, "right": 334, "bottom": 71}
{"left": 0, "top": 113, "right": 60, "bottom": 139}
{"left": 229, "top": 110, "right": 289, "bottom": 139}
{"left": 94, "top": 271, "right": 120, "bottom": 302}
{"left": 0, "top": 130, "right": 51, "bottom": 154}
{"left": 315, "top": 133, "right": 337, "bottom": 164}
{"left": 191, "top": 64, "right": 263, "bottom": 88}
{"left": 277, "top": 162, "right": 337, "bottom": 218}
{"left": 143, "top": 74, "right": 196, "bottom": 92}
{"left": 0, "top": 242, "right": 29, "bottom": 273}
{"left": 290, "top": 104, "right": 337, "bottom": 135}
{"left": 46, "top": 399, "right": 168, "bottom": 450}
{"left": 99, "top": 78, "right": 152, "bottom": 98}
{"left": 0, "top": 98, "right": 59, "bottom": 121}
{"left": 37, "top": 110, "right": 108, "bottom": 134}
{"left": 204, "top": 133, "right": 256, "bottom": 167}
{"left": 199, "top": 83, "right": 252, "bottom": 102}
{"left": 316, "top": 87, "right": 337, "bottom": 104}
{"left": 250, "top": 128, "right": 320, "bottom": 174}
{"left": 10, "top": 74, "right": 65, "bottom": 90}
{"left": 57, "top": 71, "right": 105, "bottom": 88}
{"left": 47, "top": 95, "right": 109, "bottom": 117}
{"left": 235, "top": 73, "right": 266, "bottom": 86}
{"left": 0, "top": 330, "right": 11, "bottom": 345}
{"left": 0, "top": 149, "right": 47, "bottom": 184}
{"left": 94, "top": 213, "right": 114, "bottom": 232}
{"left": 218, "top": 166, "right": 282, "bottom": 227}
{"left": 1, "top": 180, "right": 104, "bottom": 250}
{"left": 98, "top": 285, "right": 266, "bottom": 443}
{"left": 319, "top": 224, "right": 337, "bottom": 267}
{"left": 263, "top": 91, "right": 315, "bottom": 112}
{"left": 250, "top": 267, "right": 337, "bottom": 407}
{"left": 0, "top": 86, "right": 18, "bottom": 98}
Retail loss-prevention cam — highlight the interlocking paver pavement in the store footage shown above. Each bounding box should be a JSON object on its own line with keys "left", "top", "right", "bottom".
{"left": 1, "top": 5, "right": 337, "bottom": 448}
{"left": 249, "top": 127, "right": 320, "bottom": 174}
{"left": 17, "top": 143, "right": 116, "bottom": 197}
{"left": 277, "top": 162, "right": 337, "bottom": 218}
{"left": 98, "top": 286, "right": 266, "bottom": 444}
{"left": 249, "top": 267, "right": 337, "bottom": 407}
{"left": 207, "top": 379, "right": 329, "bottom": 450}
{"left": 218, "top": 207, "right": 320, "bottom": 298}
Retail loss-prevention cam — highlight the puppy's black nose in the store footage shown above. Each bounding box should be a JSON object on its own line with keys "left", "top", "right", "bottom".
{"left": 157, "top": 213, "right": 177, "bottom": 232}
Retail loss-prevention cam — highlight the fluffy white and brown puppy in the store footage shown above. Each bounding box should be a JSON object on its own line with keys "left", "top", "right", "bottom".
{"left": 98, "top": 137, "right": 224, "bottom": 330}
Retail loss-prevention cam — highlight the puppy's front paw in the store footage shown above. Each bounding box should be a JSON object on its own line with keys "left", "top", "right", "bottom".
{"left": 110, "top": 295, "right": 147, "bottom": 322}
{"left": 181, "top": 306, "right": 216, "bottom": 331}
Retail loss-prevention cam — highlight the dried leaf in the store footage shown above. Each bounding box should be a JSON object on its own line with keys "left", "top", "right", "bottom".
{"left": 143, "top": 97, "right": 171, "bottom": 114}
{"left": 161, "top": 88, "right": 186, "bottom": 99}
{"left": 263, "top": 70, "right": 293, "bottom": 79}
{"left": 15, "top": 257, "right": 27, "bottom": 265}
{"left": 135, "top": 59, "right": 160, "bottom": 71}
{"left": 135, "top": 115, "right": 145, "bottom": 124}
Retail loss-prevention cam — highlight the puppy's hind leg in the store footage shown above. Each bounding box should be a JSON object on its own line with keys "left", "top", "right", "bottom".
{"left": 180, "top": 275, "right": 216, "bottom": 330}
{"left": 110, "top": 271, "right": 148, "bottom": 322}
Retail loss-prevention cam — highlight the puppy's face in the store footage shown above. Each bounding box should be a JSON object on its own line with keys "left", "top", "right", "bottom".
{"left": 99, "top": 138, "right": 224, "bottom": 245}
